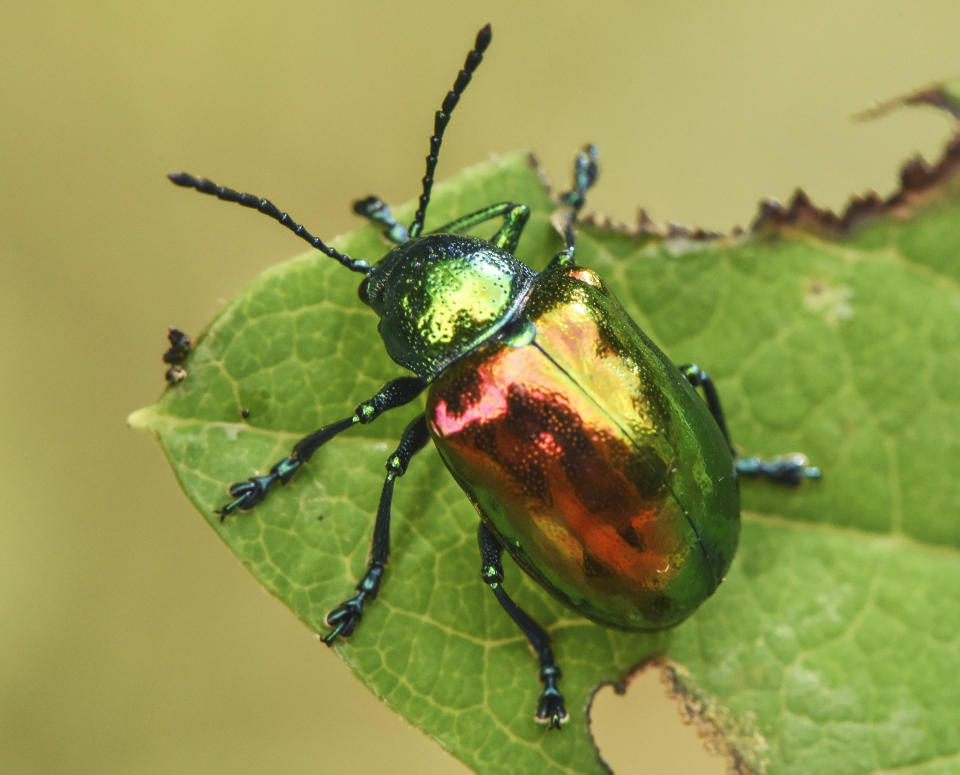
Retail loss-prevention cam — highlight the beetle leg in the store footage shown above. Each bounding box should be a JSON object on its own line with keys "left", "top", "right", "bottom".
{"left": 560, "top": 144, "right": 599, "bottom": 213}
{"left": 734, "top": 453, "right": 822, "bottom": 485}
{"left": 679, "top": 364, "right": 734, "bottom": 450}
{"left": 215, "top": 376, "right": 425, "bottom": 519}
{"left": 680, "top": 364, "right": 822, "bottom": 485}
{"left": 547, "top": 144, "right": 599, "bottom": 270}
{"left": 432, "top": 202, "right": 531, "bottom": 254}
{"left": 352, "top": 196, "right": 409, "bottom": 244}
{"left": 478, "top": 522, "right": 568, "bottom": 729}
{"left": 321, "top": 416, "right": 430, "bottom": 644}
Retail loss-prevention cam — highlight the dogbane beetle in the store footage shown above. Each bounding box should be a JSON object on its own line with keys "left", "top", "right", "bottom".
{"left": 168, "top": 24, "right": 820, "bottom": 729}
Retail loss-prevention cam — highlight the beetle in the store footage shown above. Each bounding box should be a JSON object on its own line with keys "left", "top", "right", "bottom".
{"left": 168, "top": 24, "right": 819, "bottom": 728}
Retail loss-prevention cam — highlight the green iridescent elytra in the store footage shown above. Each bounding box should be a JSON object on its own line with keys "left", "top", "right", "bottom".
{"left": 427, "top": 263, "right": 739, "bottom": 631}
{"left": 166, "top": 23, "right": 818, "bottom": 730}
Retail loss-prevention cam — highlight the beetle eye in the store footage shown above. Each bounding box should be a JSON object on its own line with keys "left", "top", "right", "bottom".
{"left": 358, "top": 275, "right": 371, "bottom": 305}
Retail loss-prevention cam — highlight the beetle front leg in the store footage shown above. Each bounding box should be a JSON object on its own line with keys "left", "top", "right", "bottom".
{"left": 478, "top": 522, "right": 568, "bottom": 729}
{"left": 352, "top": 196, "right": 410, "bottom": 244}
{"left": 680, "top": 363, "right": 821, "bottom": 485}
{"left": 322, "top": 416, "right": 430, "bottom": 644}
{"left": 559, "top": 144, "right": 599, "bottom": 214}
{"left": 547, "top": 144, "right": 599, "bottom": 270}
{"left": 216, "top": 376, "right": 425, "bottom": 519}
{"left": 433, "top": 201, "right": 531, "bottom": 254}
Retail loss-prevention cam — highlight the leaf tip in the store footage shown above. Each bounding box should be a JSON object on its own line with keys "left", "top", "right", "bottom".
{"left": 127, "top": 405, "right": 157, "bottom": 434}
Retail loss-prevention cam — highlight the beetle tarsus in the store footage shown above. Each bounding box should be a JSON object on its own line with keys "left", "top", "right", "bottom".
{"left": 559, "top": 144, "right": 599, "bottom": 213}
{"left": 321, "top": 596, "right": 365, "bottom": 643}
{"left": 735, "top": 454, "right": 822, "bottom": 485}
{"left": 216, "top": 473, "right": 276, "bottom": 520}
{"left": 216, "top": 454, "right": 305, "bottom": 520}
{"left": 353, "top": 196, "right": 409, "bottom": 244}
{"left": 321, "top": 562, "right": 385, "bottom": 644}
{"left": 535, "top": 663, "right": 568, "bottom": 729}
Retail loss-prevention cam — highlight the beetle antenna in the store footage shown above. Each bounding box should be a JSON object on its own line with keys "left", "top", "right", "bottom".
{"left": 408, "top": 24, "right": 492, "bottom": 239}
{"left": 168, "top": 173, "right": 372, "bottom": 275}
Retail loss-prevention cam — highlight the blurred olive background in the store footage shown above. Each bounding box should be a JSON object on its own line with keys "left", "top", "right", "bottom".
{"left": 4, "top": 0, "right": 960, "bottom": 773}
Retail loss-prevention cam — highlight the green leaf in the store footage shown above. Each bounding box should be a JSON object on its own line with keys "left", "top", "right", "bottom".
{"left": 131, "top": 119, "right": 960, "bottom": 774}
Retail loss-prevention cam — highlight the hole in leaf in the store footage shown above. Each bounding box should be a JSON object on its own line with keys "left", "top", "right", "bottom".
{"left": 590, "top": 663, "right": 726, "bottom": 774}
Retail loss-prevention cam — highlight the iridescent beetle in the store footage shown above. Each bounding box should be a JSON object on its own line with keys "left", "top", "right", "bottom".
{"left": 169, "top": 25, "right": 819, "bottom": 728}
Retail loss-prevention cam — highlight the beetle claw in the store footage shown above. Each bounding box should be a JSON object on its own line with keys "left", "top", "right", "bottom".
{"left": 215, "top": 474, "right": 275, "bottom": 520}
{"left": 535, "top": 690, "right": 569, "bottom": 729}
{"left": 321, "top": 594, "right": 366, "bottom": 644}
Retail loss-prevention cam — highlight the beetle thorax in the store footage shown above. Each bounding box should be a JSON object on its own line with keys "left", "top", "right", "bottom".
{"left": 360, "top": 234, "right": 535, "bottom": 379}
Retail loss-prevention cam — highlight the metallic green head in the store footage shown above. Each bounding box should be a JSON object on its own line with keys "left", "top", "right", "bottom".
{"left": 359, "top": 234, "right": 536, "bottom": 379}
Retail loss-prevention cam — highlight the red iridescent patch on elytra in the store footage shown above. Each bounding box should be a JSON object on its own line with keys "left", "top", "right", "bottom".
{"left": 427, "top": 340, "right": 692, "bottom": 628}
